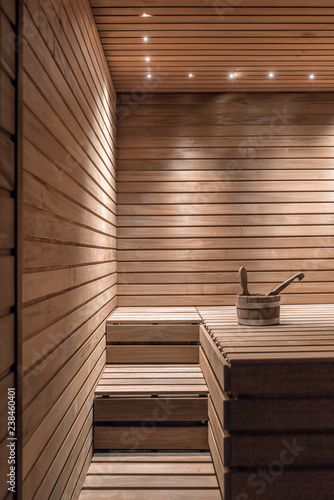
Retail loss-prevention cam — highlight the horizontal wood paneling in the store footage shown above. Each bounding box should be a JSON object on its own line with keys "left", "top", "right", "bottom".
{"left": 0, "top": 1, "right": 16, "bottom": 499}
{"left": 90, "top": 1, "right": 334, "bottom": 92}
{"left": 117, "top": 93, "right": 334, "bottom": 306}
{"left": 22, "top": 0, "right": 116, "bottom": 498}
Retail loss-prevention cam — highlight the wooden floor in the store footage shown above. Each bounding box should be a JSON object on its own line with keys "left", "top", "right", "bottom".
{"left": 79, "top": 453, "right": 222, "bottom": 500}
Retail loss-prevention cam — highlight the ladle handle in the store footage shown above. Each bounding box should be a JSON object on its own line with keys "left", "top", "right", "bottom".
{"left": 239, "top": 266, "right": 249, "bottom": 295}
{"left": 267, "top": 272, "right": 305, "bottom": 296}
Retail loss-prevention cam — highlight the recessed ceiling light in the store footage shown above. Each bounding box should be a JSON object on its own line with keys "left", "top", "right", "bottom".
{"left": 142, "top": 13, "right": 151, "bottom": 17}
{"left": 145, "top": 56, "right": 150, "bottom": 62}
{"left": 143, "top": 36, "right": 149, "bottom": 42}
{"left": 188, "top": 73, "right": 193, "bottom": 78}
{"left": 228, "top": 72, "right": 235, "bottom": 80}
{"left": 268, "top": 71, "right": 275, "bottom": 79}
{"left": 309, "top": 73, "right": 315, "bottom": 80}
{"left": 147, "top": 73, "right": 152, "bottom": 79}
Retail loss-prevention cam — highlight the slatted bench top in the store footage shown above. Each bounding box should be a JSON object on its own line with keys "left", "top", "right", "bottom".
{"left": 198, "top": 304, "right": 334, "bottom": 363}
{"left": 107, "top": 307, "right": 202, "bottom": 324}
{"left": 95, "top": 365, "right": 209, "bottom": 396}
{"left": 79, "top": 453, "right": 222, "bottom": 500}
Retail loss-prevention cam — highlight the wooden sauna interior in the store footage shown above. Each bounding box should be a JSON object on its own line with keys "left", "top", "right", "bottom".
{"left": 1, "top": 0, "right": 334, "bottom": 498}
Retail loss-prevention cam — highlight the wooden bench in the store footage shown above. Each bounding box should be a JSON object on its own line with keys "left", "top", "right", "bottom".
{"left": 94, "top": 307, "right": 209, "bottom": 451}
{"left": 105, "top": 306, "right": 201, "bottom": 364}
{"left": 198, "top": 304, "right": 334, "bottom": 500}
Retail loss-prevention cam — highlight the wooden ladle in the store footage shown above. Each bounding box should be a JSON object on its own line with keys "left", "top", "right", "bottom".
{"left": 239, "top": 266, "right": 250, "bottom": 295}
{"left": 266, "top": 272, "right": 305, "bottom": 296}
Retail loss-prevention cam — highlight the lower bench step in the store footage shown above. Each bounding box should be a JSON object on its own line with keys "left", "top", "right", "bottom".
{"left": 79, "top": 452, "right": 222, "bottom": 500}
{"left": 94, "top": 425, "right": 209, "bottom": 451}
{"left": 94, "top": 396, "right": 208, "bottom": 422}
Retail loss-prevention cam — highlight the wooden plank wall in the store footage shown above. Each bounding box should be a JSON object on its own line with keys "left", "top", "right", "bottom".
{"left": 21, "top": 0, "right": 116, "bottom": 498}
{"left": 0, "top": 1, "right": 16, "bottom": 499}
{"left": 117, "top": 93, "right": 334, "bottom": 306}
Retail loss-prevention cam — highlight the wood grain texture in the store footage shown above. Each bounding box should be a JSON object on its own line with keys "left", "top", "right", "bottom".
{"left": 199, "top": 304, "right": 334, "bottom": 499}
{"left": 89, "top": 2, "right": 334, "bottom": 92}
{"left": 117, "top": 93, "right": 334, "bottom": 306}
{"left": 198, "top": 304, "right": 334, "bottom": 396}
{"left": 0, "top": 3, "right": 16, "bottom": 500}
{"left": 107, "top": 324, "right": 199, "bottom": 342}
{"left": 95, "top": 364, "right": 208, "bottom": 396}
{"left": 94, "top": 396, "right": 208, "bottom": 422}
{"left": 106, "top": 307, "right": 201, "bottom": 364}
{"left": 21, "top": 0, "right": 116, "bottom": 498}
{"left": 228, "top": 469, "right": 334, "bottom": 500}
{"left": 94, "top": 425, "right": 209, "bottom": 451}
{"left": 79, "top": 452, "right": 222, "bottom": 499}
{"left": 106, "top": 345, "right": 199, "bottom": 364}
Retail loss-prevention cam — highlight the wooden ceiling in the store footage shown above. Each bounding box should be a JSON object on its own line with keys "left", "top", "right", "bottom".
{"left": 90, "top": 0, "right": 334, "bottom": 92}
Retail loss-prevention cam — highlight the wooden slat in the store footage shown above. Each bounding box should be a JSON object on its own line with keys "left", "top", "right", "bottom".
{"left": 106, "top": 345, "right": 199, "bottom": 364}
{"left": 224, "top": 395, "right": 334, "bottom": 431}
{"left": 0, "top": 315, "right": 15, "bottom": 375}
{"left": 104, "top": 365, "right": 202, "bottom": 371}
{"left": 87, "top": 462, "right": 215, "bottom": 474}
{"left": 92, "top": 453, "right": 213, "bottom": 462}
{"left": 107, "top": 306, "right": 201, "bottom": 323}
{"left": 100, "top": 372, "right": 204, "bottom": 379}
{"left": 209, "top": 394, "right": 334, "bottom": 467}
{"left": 197, "top": 305, "right": 334, "bottom": 396}
{"left": 83, "top": 473, "right": 216, "bottom": 488}
{"left": 0, "top": 255, "right": 15, "bottom": 312}
{"left": 96, "top": 363, "right": 208, "bottom": 395}
{"left": 199, "top": 349, "right": 225, "bottom": 425}
{"left": 224, "top": 429, "right": 334, "bottom": 467}
{"left": 208, "top": 424, "right": 225, "bottom": 498}
{"left": 200, "top": 325, "right": 229, "bottom": 393}
{"left": 107, "top": 324, "right": 199, "bottom": 342}
{"left": 1, "top": 11, "right": 15, "bottom": 79}
{"left": 0, "top": 372, "right": 14, "bottom": 443}
{"left": 0, "top": 3, "right": 17, "bottom": 499}
{"left": 94, "top": 397, "right": 208, "bottom": 422}
{"left": 94, "top": 426, "right": 209, "bottom": 450}
{"left": 199, "top": 305, "right": 334, "bottom": 397}
{"left": 0, "top": 69, "right": 15, "bottom": 135}
{"left": 0, "top": 131, "right": 15, "bottom": 191}
{"left": 90, "top": 2, "right": 334, "bottom": 92}
{"left": 117, "top": 93, "right": 334, "bottom": 306}
{"left": 98, "top": 378, "right": 207, "bottom": 385}
{"left": 21, "top": 0, "right": 116, "bottom": 498}
{"left": 22, "top": 353, "right": 104, "bottom": 498}
{"left": 79, "top": 490, "right": 222, "bottom": 500}
{"left": 79, "top": 452, "right": 221, "bottom": 499}
{"left": 199, "top": 304, "right": 334, "bottom": 498}
{"left": 95, "top": 384, "right": 208, "bottom": 396}
{"left": 228, "top": 469, "right": 334, "bottom": 499}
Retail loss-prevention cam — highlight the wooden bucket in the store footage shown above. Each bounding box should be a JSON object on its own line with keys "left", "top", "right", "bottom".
{"left": 236, "top": 294, "right": 281, "bottom": 326}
